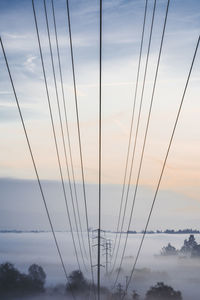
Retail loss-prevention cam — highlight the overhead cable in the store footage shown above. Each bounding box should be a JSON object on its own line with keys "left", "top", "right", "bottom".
{"left": 51, "top": 0, "right": 88, "bottom": 261}
{"left": 43, "top": 0, "right": 87, "bottom": 271}
{"left": 32, "top": 0, "right": 81, "bottom": 270}
{"left": 65, "top": 0, "right": 95, "bottom": 292}
{"left": 0, "top": 36, "right": 76, "bottom": 300}
{"left": 112, "top": 0, "right": 170, "bottom": 287}
{"left": 122, "top": 34, "right": 200, "bottom": 299}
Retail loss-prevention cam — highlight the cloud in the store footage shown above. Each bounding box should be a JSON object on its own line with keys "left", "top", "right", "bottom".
{"left": 0, "top": 0, "right": 199, "bottom": 198}
{"left": 0, "top": 91, "right": 12, "bottom": 95}
{"left": 3, "top": 32, "right": 28, "bottom": 40}
{"left": 0, "top": 177, "right": 199, "bottom": 231}
{"left": 24, "top": 55, "right": 37, "bottom": 73}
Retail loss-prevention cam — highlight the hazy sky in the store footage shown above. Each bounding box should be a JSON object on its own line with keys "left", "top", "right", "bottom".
{"left": 0, "top": 0, "right": 200, "bottom": 230}
{"left": 1, "top": 178, "right": 200, "bottom": 231}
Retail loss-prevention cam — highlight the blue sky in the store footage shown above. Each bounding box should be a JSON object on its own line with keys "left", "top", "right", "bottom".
{"left": 0, "top": 0, "right": 200, "bottom": 230}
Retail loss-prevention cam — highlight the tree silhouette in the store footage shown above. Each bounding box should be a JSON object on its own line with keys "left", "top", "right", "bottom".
{"left": 0, "top": 262, "right": 21, "bottom": 295}
{"left": 132, "top": 290, "right": 140, "bottom": 299}
{"left": 66, "top": 270, "right": 89, "bottom": 293}
{"left": 180, "top": 235, "right": 197, "bottom": 254}
{"left": 28, "top": 264, "right": 46, "bottom": 292}
{"left": 145, "top": 282, "right": 182, "bottom": 300}
{"left": 161, "top": 243, "right": 177, "bottom": 256}
{"left": 0, "top": 262, "right": 46, "bottom": 298}
{"left": 191, "top": 244, "right": 200, "bottom": 258}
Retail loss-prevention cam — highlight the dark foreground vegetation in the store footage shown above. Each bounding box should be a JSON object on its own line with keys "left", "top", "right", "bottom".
{"left": 0, "top": 262, "right": 182, "bottom": 299}
{"left": 0, "top": 262, "right": 46, "bottom": 298}
{"left": 160, "top": 234, "right": 200, "bottom": 257}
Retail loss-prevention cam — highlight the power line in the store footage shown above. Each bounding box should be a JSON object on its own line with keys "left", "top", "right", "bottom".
{"left": 32, "top": 0, "right": 81, "bottom": 271}
{"left": 98, "top": 0, "right": 102, "bottom": 299}
{"left": 122, "top": 34, "right": 200, "bottom": 299}
{"left": 112, "top": 0, "right": 170, "bottom": 287}
{"left": 65, "top": 0, "right": 95, "bottom": 294}
{"left": 0, "top": 36, "right": 76, "bottom": 300}
{"left": 111, "top": 0, "right": 157, "bottom": 275}
{"left": 111, "top": 0, "right": 149, "bottom": 266}
{"left": 51, "top": 0, "right": 88, "bottom": 261}
{"left": 43, "top": 0, "right": 87, "bottom": 272}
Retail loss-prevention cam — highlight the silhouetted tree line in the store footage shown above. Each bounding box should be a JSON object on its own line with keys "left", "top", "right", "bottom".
{"left": 162, "top": 229, "right": 200, "bottom": 234}
{"left": 160, "top": 234, "right": 200, "bottom": 257}
{"left": 66, "top": 269, "right": 109, "bottom": 297}
{"left": 128, "top": 229, "right": 200, "bottom": 234}
{"left": 145, "top": 282, "right": 182, "bottom": 300}
{"left": 110, "top": 282, "right": 182, "bottom": 299}
{"left": 0, "top": 262, "right": 46, "bottom": 298}
{"left": 0, "top": 262, "right": 182, "bottom": 299}
{"left": 66, "top": 271, "right": 182, "bottom": 299}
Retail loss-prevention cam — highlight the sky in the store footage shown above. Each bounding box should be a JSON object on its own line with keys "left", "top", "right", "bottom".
{"left": 0, "top": 0, "right": 200, "bottom": 231}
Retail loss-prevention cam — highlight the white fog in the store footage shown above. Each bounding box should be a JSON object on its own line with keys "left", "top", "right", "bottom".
{"left": 1, "top": 232, "right": 200, "bottom": 299}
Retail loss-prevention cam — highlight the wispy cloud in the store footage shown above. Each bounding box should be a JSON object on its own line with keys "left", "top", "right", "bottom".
{"left": 0, "top": 91, "right": 12, "bottom": 95}
{"left": 23, "top": 55, "right": 37, "bottom": 73}
{"left": 3, "top": 32, "right": 28, "bottom": 40}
